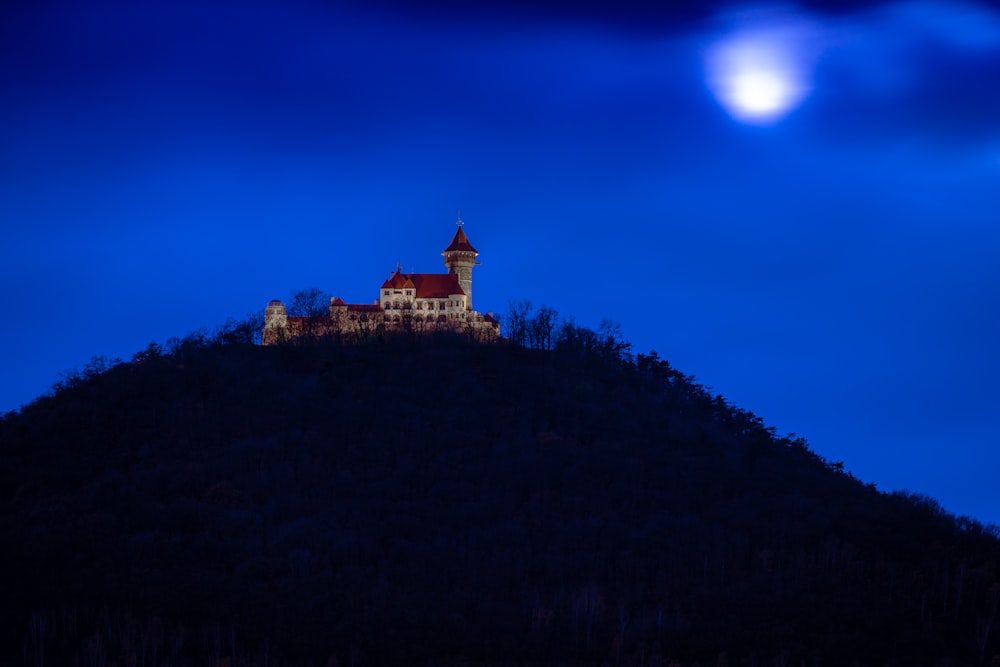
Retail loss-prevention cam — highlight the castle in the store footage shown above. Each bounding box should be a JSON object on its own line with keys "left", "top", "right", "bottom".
{"left": 263, "top": 220, "right": 500, "bottom": 345}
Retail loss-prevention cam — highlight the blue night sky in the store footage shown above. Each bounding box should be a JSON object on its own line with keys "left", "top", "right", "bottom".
{"left": 2, "top": 0, "right": 999, "bottom": 523}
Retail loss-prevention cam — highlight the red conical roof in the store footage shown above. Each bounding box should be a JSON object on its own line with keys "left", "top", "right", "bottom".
{"left": 443, "top": 226, "right": 478, "bottom": 254}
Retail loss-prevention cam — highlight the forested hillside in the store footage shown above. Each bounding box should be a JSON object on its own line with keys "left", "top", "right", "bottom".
{"left": 1, "top": 314, "right": 998, "bottom": 666}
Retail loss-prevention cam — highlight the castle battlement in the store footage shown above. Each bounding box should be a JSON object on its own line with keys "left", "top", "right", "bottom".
{"left": 263, "top": 221, "right": 499, "bottom": 344}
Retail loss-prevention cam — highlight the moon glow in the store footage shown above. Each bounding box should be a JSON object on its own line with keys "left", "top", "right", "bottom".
{"left": 706, "top": 23, "right": 813, "bottom": 125}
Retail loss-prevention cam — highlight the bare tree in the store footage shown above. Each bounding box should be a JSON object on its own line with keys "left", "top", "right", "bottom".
{"left": 213, "top": 311, "right": 265, "bottom": 345}
{"left": 528, "top": 304, "right": 558, "bottom": 350}
{"left": 288, "top": 287, "right": 328, "bottom": 317}
{"left": 598, "top": 319, "right": 631, "bottom": 359}
{"left": 503, "top": 300, "right": 532, "bottom": 347}
{"left": 288, "top": 287, "right": 330, "bottom": 341}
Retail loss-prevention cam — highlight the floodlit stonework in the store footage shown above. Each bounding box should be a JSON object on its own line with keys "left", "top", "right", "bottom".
{"left": 263, "top": 221, "right": 499, "bottom": 345}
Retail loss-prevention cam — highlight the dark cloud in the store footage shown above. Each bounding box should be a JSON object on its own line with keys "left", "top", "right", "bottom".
{"left": 805, "top": 44, "right": 1000, "bottom": 146}
{"left": 363, "top": 0, "right": 902, "bottom": 33}
{"left": 889, "top": 49, "right": 1000, "bottom": 143}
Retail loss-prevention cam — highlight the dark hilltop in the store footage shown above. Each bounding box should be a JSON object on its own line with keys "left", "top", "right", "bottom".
{"left": 1, "top": 308, "right": 998, "bottom": 666}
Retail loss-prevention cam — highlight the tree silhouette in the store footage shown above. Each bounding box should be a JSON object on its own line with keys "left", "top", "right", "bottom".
{"left": 288, "top": 287, "right": 329, "bottom": 341}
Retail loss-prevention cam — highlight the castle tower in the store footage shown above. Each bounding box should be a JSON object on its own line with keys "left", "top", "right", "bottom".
{"left": 442, "top": 218, "right": 479, "bottom": 310}
{"left": 263, "top": 300, "right": 288, "bottom": 345}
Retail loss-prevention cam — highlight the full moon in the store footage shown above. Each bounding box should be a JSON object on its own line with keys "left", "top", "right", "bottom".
{"left": 731, "top": 69, "right": 793, "bottom": 115}
{"left": 705, "top": 20, "right": 814, "bottom": 125}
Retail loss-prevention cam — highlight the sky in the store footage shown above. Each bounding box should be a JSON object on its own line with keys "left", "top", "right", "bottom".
{"left": 2, "top": 0, "right": 999, "bottom": 524}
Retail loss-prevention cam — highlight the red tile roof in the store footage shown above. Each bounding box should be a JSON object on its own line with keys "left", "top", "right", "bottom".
{"left": 443, "top": 226, "right": 477, "bottom": 254}
{"left": 412, "top": 273, "right": 464, "bottom": 298}
{"left": 384, "top": 270, "right": 465, "bottom": 298}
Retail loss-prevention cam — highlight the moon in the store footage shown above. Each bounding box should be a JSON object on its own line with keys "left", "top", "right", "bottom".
{"left": 705, "top": 21, "right": 814, "bottom": 125}
{"left": 730, "top": 69, "right": 794, "bottom": 116}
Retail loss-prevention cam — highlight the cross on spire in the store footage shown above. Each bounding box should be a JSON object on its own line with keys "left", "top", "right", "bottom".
{"left": 456, "top": 210, "right": 464, "bottom": 227}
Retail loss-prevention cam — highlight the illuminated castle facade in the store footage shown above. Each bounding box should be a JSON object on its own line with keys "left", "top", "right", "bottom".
{"left": 263, "top": 221, "right": 499, "bottom": 345}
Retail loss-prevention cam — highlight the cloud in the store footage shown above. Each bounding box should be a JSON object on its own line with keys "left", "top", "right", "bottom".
{"left": 362, "top": 0, "right": 919, "bottom": 34}
{"left": 812, "top": 1, "right": 1000, "bottom": 144}
{"left": 889, "top": 0, "right": 1000, "bottom": 48}
{"left": 695, "top": 1, "right": 1000, "bottom": 146}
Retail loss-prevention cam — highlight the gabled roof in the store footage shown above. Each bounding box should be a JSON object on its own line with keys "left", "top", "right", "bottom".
{"left": 383, "top": 269, "right": 465, "bottom": 298}
{"left": 411, "top": 273, "right": 464, "bottom": 298}
{"left": 384, "top": 271, "right": 409, "bottom": 289}
{"left": 443, "top": 226, "right": 478, "bottom": 254}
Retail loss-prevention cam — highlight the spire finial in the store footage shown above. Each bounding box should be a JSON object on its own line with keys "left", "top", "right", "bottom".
{"left": 396, "top": 261, "right": 402, "bottom": 274}
{"left": 457, "top": 210, "right": 464, "bottom": 227}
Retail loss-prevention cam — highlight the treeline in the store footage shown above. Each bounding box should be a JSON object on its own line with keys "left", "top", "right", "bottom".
{"left": 45, "top": 312, "right": 264, "bottom": 403}
{"left": 500, "top": 300, "right": 631, "bottom": 359}
{"left": 1, "top": 304, "right": 999, "bottom": 666}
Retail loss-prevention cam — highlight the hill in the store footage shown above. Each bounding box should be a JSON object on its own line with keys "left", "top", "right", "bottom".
{"left": 1, "top": 317, "right": 998, "bottom": 666}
